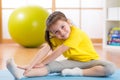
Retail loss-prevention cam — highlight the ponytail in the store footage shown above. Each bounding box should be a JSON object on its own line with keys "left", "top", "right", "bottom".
{"left": 45, "top": 30, "right": 53, "bottom": 49}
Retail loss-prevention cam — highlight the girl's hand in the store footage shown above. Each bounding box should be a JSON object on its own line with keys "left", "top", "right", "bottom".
{"left": 17, "top": 65, "right": 32, "bottom": 75}
{"left": 33, "top": 63, "right": 45, "bottom": 68}
{"left": 17, "top": 65, "right": 30, "bottom": 70}
{"left": 23, "top": 63, "right": 45, "bottom": 75}
{"left": 23, "top": 67, "right": 32, "bottom": 75}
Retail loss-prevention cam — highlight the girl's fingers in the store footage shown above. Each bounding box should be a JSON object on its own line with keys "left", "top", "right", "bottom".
{"left": 33, "top": 66, "right": 40, "bottom": 68}
{"left": 33, "top": 63, "right": 44, "bottom": 68}
{"left": 17, "top": 66, "right": 26, "bottom": 70}
{"left": 23, "top": 69, "right": 31, "bottom": 75}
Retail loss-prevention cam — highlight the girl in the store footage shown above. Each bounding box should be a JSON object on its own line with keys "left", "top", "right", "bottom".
{"left": 7, "top": 11, "right": 116, "bottom": 80}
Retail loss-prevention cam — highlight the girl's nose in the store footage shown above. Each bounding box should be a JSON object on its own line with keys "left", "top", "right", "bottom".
{"left": 59, "top": 29, "right": 64, "bottom": 35}
{"left": 59, "top": 29, "right": 66, "bottom": 37}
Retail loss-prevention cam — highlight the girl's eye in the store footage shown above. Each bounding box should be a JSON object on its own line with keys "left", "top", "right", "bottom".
{"left": 55, "top": 31, "right": 58, "bottom": 34}
{"left": 61, "top": 26, "right": 64, "bottom": 29}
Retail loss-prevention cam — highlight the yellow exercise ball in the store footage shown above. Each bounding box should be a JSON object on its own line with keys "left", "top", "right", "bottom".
{"left": 8, "top": 6, "right": 49, "bottom": 48}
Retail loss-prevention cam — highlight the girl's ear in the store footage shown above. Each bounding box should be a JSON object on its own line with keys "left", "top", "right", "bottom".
{"left": 67, "top": 19, "right": 72, "bottom": 26}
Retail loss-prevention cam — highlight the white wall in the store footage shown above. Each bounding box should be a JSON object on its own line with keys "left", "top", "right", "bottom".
{"left": 2, "top": 0, "right": 104, "bottom": 39}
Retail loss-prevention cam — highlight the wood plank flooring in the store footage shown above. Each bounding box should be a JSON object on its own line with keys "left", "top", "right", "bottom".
{"left": 0, "top": 43, "right": 120, "bottom": 70}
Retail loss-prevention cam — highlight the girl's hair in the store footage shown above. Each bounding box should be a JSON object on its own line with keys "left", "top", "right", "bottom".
{"left": 45, "top": 11, "right": 68, "bottom": 49}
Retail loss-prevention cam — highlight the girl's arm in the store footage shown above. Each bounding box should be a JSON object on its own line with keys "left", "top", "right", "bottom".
{"left": 29, "top": 43, "right": 51, "bottom": 68}
{"left": 41, "top": 44, "right": 69, "bottom": 66}
{"left": 33, "top": 50, "right": 53, "bottom": 68}
{"left": 18, "top": 43, "right": 51, "bottom": 70}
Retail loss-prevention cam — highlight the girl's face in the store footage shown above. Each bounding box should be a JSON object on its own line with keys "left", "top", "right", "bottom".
{"left": 49, "top": 20, "right": 71, "bottom": 40}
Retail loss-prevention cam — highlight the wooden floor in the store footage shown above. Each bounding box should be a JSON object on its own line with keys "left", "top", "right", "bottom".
{"left": 0, "top": 43, "right": 120, "bottom": 70}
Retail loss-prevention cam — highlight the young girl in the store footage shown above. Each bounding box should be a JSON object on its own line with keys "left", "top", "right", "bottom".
{"left": 7, "top": 11, "right": 116, "bottom": 80}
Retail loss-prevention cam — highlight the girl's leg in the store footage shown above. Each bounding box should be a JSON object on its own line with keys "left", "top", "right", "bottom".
{"left": 24, "top": 67, "right": 48, "bottom": 77}
{"left": 6, "top": 58, "right": 49, "bottom": 80}
{"left": 48, "top": 60, "right": 116, "bottom": 77}
{"left": 82, "top": 60, "right": 116, "bottom": 76}
{"left": 61, "top": 60, "right": 116, "bottom": 77}
{"left": 82, "top": 66, "right": 107, "bottom": 76}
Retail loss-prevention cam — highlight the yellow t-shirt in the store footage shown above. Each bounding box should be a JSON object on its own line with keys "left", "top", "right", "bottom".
{"left": 50, "top": 26, "right": 100, "bottom": 62}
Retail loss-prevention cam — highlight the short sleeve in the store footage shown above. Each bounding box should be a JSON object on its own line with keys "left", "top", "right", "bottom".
{"left": 63, "top": 27, "right": 83, "bottom": 48}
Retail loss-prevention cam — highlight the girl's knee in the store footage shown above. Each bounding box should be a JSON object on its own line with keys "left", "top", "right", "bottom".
{"left": 104, "top": 68, "right": 116, "bottom": 76}
{"left": 104, "top": 63, "right": 116, "bottom": 76}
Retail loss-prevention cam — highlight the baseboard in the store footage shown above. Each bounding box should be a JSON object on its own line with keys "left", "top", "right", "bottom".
{"left": 91, "top": 38, "right": 102, "bottom": 44}
{"left": 1, "top": 38, "right": 102, "bottom": 44}
{"left": 2, "top": 39, "right": 15, "bottom": 43}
